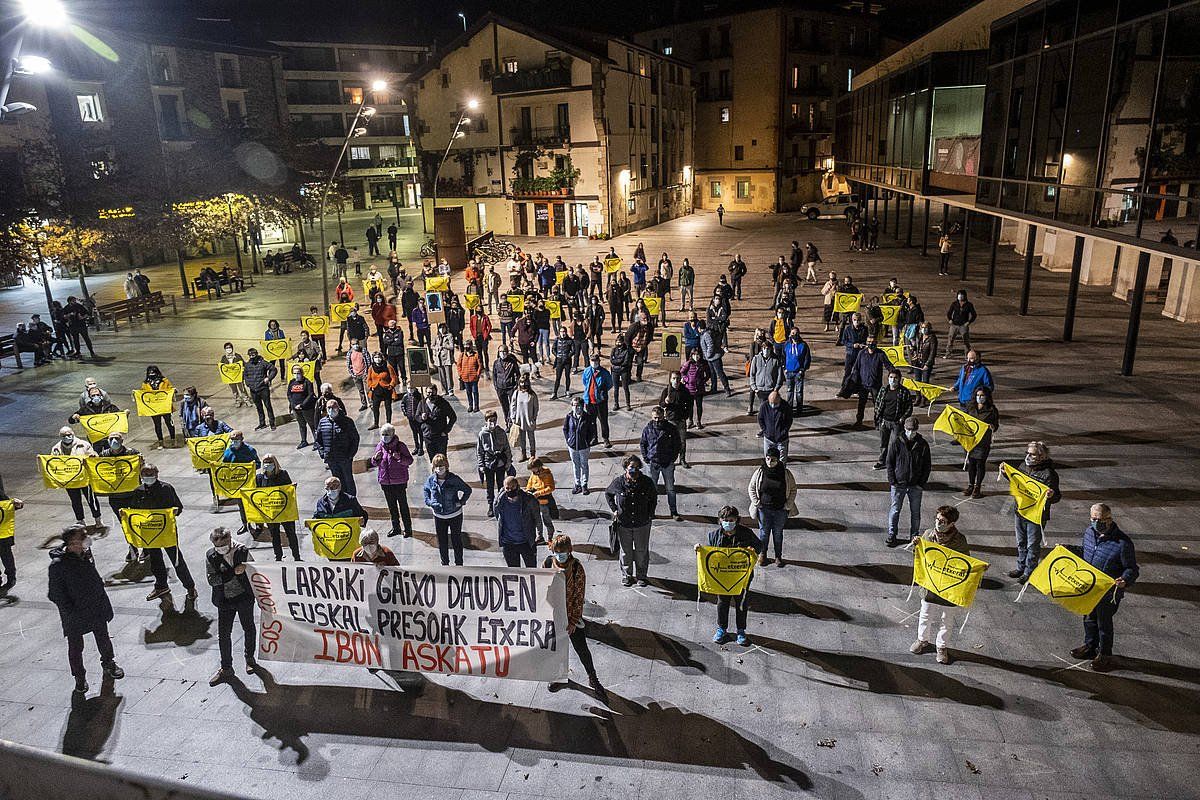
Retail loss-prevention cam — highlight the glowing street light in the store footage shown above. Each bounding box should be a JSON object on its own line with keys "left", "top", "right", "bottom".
{"left": 428, "top": 98, "right": 482, "bottom": 244}
{"left": 371, "top": 79, "right": 389, "bottom": 92}
{"left": 14, "top": 55, "right": 52, "bottom": 74}
{"left": 20, "top": 0, "right": 68, "bottom": 28}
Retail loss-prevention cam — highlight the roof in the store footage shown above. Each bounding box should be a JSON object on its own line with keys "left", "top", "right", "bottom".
{"left": 637, "top": 0, "right": 877, "bottom": 29}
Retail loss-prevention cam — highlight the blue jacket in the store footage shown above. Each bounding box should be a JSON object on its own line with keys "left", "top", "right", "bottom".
{"left": 180, "top": 396, "right": 205, "bottom": 434}
{"left": 783, "top": 340, "right": 811, "bottom": 373}
{"left": 494, "top": 489, "right": 539, "bottom": 547}
{"left": 952, "top": 363, "right": 994, "bottom": 406}
{"left": 1080, "top": 523, "right": 1139, "bottom": 596}
{"left": 630, "top": 261, "right": 648, "bottom": 285}
{"left": 838, "top": 322, "right": 867, "bottom": 355}
{"left": 315, "top": 414, "right": 360, "bottom": 462}
{"left": 640, "top": 420, "right": 681, "bottom": 467}
{"left": 313, "top": 491, "right": 368, "bottom": 524}
{"left": 562, "top": 409, "right": 598, "bottom": 450}
{"left": 422, "top": 472, "right": 472, "bottom": 516}
{"left": 222, "top": 441, "right": 260, "bottom": 467}
{"left": 580, "top": 365, "right": 613, "bottom": 404}
{"left": 683, "top": 321, "right": 701, "bottom": 348}
{"left": 191, "top": 418, "right": 232, "bottom": 437}
{"left": 850, "top": 348, "right": 893, "bottom": 390}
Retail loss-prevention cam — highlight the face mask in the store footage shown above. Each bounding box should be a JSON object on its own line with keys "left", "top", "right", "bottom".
{"left": 435, "top": 467, "right": 448, "bottom": 477}
{"left": 264, "top": 464, "right": 276, "bottom": 474}
{"left": 626, "top": 468, "right": 639, "bottom": 478}
{"left": 108, "top": 437, "right": 122, "bottom": 449}
{"left": 975, "top": 396, "right": 986, "bottom": 405}
{"left": 505, "top": 488, "right": 519, "bottom": 498}
{"left": 231, "top": 439, "right": 243, "bottom": 447}
{"left": 720, "top": 520, "right": 736, "bottom": 531}
{"left": 670, "top": 378, "right": 680, "bottom": 387}
{"left": 486, "top": 421, "right": 496, "bottom": 430}
{"left": 1091, "top": 519, "right": 1111, "bottom": 534}
{"left": 353, "top": 344, "right": 362, "bottom": 351}
{"left": 905, "top": 429, "right": 917, "bottom": 440}
{"left": 215, "top": 543, "right": 232, "bottom": 555}
{"left": 888, "top": 378, "right": 898, "bottom": 388}
{"left": 553, "top": 551, "right": 570, "bottom": 564}
{"left": 363, "top": 544, "right": 379, "bottom": 556}
{"left": 294, "top": 372, "right": 302, "bottom": 380}
{"left": 867, "top": 343, "right": 876, "bottom": 351}
{"left": 374, "top": 358, "right": 384, "bottom": 365}
{"left": 1025, "top": 454, "right": 1038, "bottom": 466}
{"left": 61, "top": 435, "right": 74, "bottom": 446}
{"left": 328, "top": 409, "right": 340, "bottom": 419}
{"left": 141, "top": 476, "right": 156, "bottom": 486}
{"left": 957, "top": 295, "right": 966, "bottom": 302}
{"left": 325, "top": 489, "right": 339, "bottom": 500}
{"left": 765, "top": 458, "right": 778, "bottom": 468}
{"left": 382, "top": 433, "right": 394, "bottom": 443}
{"left": 934, "top": 519, "right": 950, "bottom": 534}
{"left": 573, "top": 406, "right": 583, "bottom": 417}
{"left": 966, "top": 360, "right": 977, "bottom": 367}
{"left": 89, "top": 395, "right": 103, "bottom": 404}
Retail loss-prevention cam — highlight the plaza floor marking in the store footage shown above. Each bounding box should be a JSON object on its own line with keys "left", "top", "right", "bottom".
{"left": 1050, "top": 653, "right": 1091, "bottom": 672}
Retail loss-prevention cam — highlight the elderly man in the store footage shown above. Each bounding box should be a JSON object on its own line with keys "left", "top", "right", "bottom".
{"left": 129, "top": 464, "right": 196, "bottom": 602}
{"left": 205, "top": 526, "right": 258, "bottom": 686}
{"left": 1070, "top": 504, "right": 1139, "bottom": 672}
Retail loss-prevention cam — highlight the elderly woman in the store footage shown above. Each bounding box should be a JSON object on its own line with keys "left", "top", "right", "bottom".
{"left": 352, "top": 528, "right": 399, "bottom": 566}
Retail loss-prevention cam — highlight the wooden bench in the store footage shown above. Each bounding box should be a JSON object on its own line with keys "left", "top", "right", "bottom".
{"left": 0, "top": 334, "right": 23, "bottom": 369}
{"left": 273, "top": 250, "right": 315, "bottom": 273}
{"left": 96, "top": 292, "right": 177, "bottom": 331}
{"left": 193, "top": 267, "right": 253, "bottom": 298}
{"left": 139, "top": 290, "right": 177, "bottom": 320}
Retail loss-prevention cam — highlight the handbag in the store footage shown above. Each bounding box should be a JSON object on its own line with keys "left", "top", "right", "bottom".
{"left": 507, "top": 425, "right": 522, "bottom": 448}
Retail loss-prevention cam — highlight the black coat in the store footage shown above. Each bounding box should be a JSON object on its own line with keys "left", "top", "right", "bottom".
{"left": 47, "top": 548, "right": 113, "bottom": 637}
{"left": 605, "top": 473, "right": 658, "bottom": 528}
{"left": 886, "top": 433, "right": 931, "bottom": 488}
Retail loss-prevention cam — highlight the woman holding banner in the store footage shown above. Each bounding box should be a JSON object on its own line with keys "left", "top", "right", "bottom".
{"left": 141, "top": 365, "right": 178, "bottom": 445}
{"left": 51, "top": 427, "right": 102, "bottom": 528}
{"left": 255, "top": 455, "right": 301, "bottom": 561}
{"left": 544, "top": 534, "right": 603, "bottom": 693}
{"left": 264, "top": 320, "right": 288, "bottom": 377}
{"left": 910, "top": 506, "right": 969, "bottom": 665}
{"left": 699, "top": 506, "right": 760, "bottom": 646}
{"left": 962, "top": 387, "right": 999, "bottom": 499}
{"left": 220, "top": 343, "right": 251, "bottom": 408}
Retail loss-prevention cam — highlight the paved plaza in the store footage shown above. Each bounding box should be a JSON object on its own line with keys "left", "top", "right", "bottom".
{"left": 0, "top": 209, "right": 1198, "bottom": 800}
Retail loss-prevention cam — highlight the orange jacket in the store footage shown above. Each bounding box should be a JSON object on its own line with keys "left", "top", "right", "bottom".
{"left": 526, "top": 468, "right": 555, "bottom": 504}
{"left": 455, "top": 351, "right": 482, "bottom": 383}
{"left": 465, "top": 265, "right": 481, "bottom": 285}
{"left": 366, "top": 364, "right": 398, "bottom": 392}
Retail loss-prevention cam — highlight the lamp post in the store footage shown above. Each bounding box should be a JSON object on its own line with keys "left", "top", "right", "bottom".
{"left": 1, "top": 0, "right": 66, "bottom": 119}
{"left": 428, "top": 98, "right": 478, "bottom": 251}
{"left": 318, "top": 79, "right": 385, "bottom": 309}
{"left": 458, "top": 12, "right": 467, "bottom": 31}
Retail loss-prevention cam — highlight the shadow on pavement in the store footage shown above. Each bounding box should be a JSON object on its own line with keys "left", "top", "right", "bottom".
{"left": 59, "top": 674, "right": 123, "bottom": 761}
{"left": 584, "top": 621, "right": 747, "bottom": 682}
{"left": 646, "top": 576, "right": 861, "bottom": 623}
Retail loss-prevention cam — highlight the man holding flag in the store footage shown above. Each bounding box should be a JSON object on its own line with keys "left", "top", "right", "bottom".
{"left": 1070, "top": 504, "right": 1139, "bottom": 672}
{"left": 1001, "top": 441, "right": 1060, "bottom": 583}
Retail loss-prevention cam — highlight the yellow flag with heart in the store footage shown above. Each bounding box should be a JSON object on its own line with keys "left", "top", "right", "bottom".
{"left": 425, "top": 275, "right": 449, "bottom": 293}
{"left": 506, "top": 294, "right": 525, "bottom": 313}
{"left": 912, "top": 537, "right": 988, "bottom": 607}
{"left": 833, "top": 292, "right": 863, "bottom": 313}
{"left": 643, "top": 296, "right": 662, "bottom": 316}
{"left": 241, "top": 484, "right": 299, "bottom": 524}
{"left": 87, "top": 455, "right": 142, "bottom": 495}
{"left": 545, "top": 300, "right": 562, "bottom": 320}
{"left": 211, "top": 462, "right": 257, "bottom": 499}
{"left": 882, "top": 292, "right": 904, "bottom": 305}
{"left": 879, "top": 345, "right": 908, "bottom": 367}
{"left": 217, "top": 360, "right": 244, "bottom": 385}
{"left": 696, "top": 546, "right": 756, "bottom": 596}
{"left": 38, "top": 454, "right": 91, "bottom": 489}
{"left": 301, "top": 315, "right": 330, "bottom": 336}
{"left": 260, "top": 338, "right": 293, "bottom": 361}
{"left": 329, "top": 302, "right": 355, "bottom": 323}
{"left": 363, "top": 278, "right": 387, "bottom": 296}
{"left": 0, "top": 500, "right": 15, "bottom": 540}
{"left": 77, "top": 410, "right": 130, "bottom": 443}
{"left": 933, "top": 405, "right": 988, "bottom": 452}
{"left": 1026, "top": 545, "right": 1117, "bottom": 615}
{"left": 296, "top": 360, "right": 317, "bottom": 382}
{"left": 879, "top": 304, "right": 901, "bottom": 326}
{"left": 119, "top": 507, "right": 178, "bottom": 549}
{"left": 903, "top": 378, "right": 951, "bottom": 404}
{"left": 132, "top": 388, "right": 175, "bottom": 417}
{"left": 305, "top": 517, "right": 362, "bottom": 560}
{"left": 604, "top": 256, "right": 623, "bottom": 273}
{"left": 186, "top": 434, "right": 231, "bottom": 470}
{"left": 555, "top": 270, "right": 568, "bottom": 285}
{"left": 1000, "top": 462, "right": 1051, "bottom": 524}
{"left": 463, "top": 293, "right": 481, "bottom": 310}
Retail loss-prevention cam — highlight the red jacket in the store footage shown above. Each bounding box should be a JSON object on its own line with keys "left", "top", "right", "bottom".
{"left": 469, "top": 313, "right": 493, "bottom": 341}
{"left": 371, "top": 300, "right": 397, "bottom": 329}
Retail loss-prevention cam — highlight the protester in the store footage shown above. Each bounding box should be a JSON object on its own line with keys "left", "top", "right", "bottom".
{"left": 48, "top": 525, "right": 124, "bottom": 693}
{"left": 951, "top": 350, "right": 993, "bottom": 406}
{"left": 821, "top": 271, "right": 839, "bottom": 331}
{"left": 142, "top": 365, "right": 178, "bottom": 444}
{"left": 313, "top": 477, "right": 369, "bottom": 546}
{"left": 542, "top": 535, "right": 601, "bottom": 692}
{"left": 963, "top": 386, "right": 999, "bottom": 498}
{"left": 130, "top": 464, "right": 196, "bottom": 602}
{"left": 873, "top": 369, "right": 914, "bottom": 470}
{"left": 510, "top": 376, "right": 539, "bottom": 461}
{"left": 782, "top": 328, "right": 811, "bottom": 415}
{"left": 907, "top": 322, "right": 938, "bottom": 386}
{"left": 885, "top": 418, "right": 931, "bottom": 548}
{"left": 748, "top": 339, "right": 782, "bottom": 416}
{"left": 492, "top": 346, "right": 520, "bottom": 427}
{"left": 51, "top": 426, "right": 102, "bottom": 527}
{"left": 456, "top": 341, "right": 483, "bottom": 412}
{"left": 352, "top": 528, "right": 400, "bottom": 565}
{"left": 910, "top": 506, "right": 968, "bottom": 665}
{"left": 346, "top": 342, "right": 371, "bottom": 411}
{"left": 1000, "top": 441, "right": 1060, "bottom": 582}
{"left": 255, "top": 455, "right": 300, "bottom": 561}
{"left": 433, "top": 323, "right": 455, "bottom": 395}
{"left": 422, "top": 454, "right": 472, "bottom": 566}
{"left": 700, "top": 506, "right": 760, "bottom": 645}
{"left": 367, "top": 423, "right": 414, "bottom": 538}
{"left": 242, "top": 349, "right": 278, "bottom": 431}
{"left": 562, "top": 397, "right": 598, "bottom": 495}
{"left": 1071, "top": 503, "right": 1139, "bottom": 672}
{"left": 264, "top": 319, "right": 288, "bottom": 376}
{"left": 476, "top": 410, "right": 513, "bottom": 514}
{"left": 945, "top": 289, "right": 977, "bottom": 359}
{"left": 179, "top": 386, "right": 207, "bottom": 436}
{"left": 641, "top": 405, "right": 683, "bottom": 521}
{"left": 205, "top": 526, "right": 258, "bottom": 685}
{"left": 417, "top": 385, "right": 456, "bottom": 461}
{"left": 314, "top": 400, "right": 361, "bottom": 496}
{"left": 747, "top": 449, "right": 797, "bottom": 566}
{"left": 0, "top": 477, "right": 23, "bottom": 591}
{"left": 659, "top": 372, "right": 692, "bottom": 468}
{"left": 366, "top": 352, "right": 399, "bottom": 430}
{"left": 494, "top": 475, "right": 539, "bottom": 567}
{"left": 580, "top": 353, "right": 613, "bottom": 448}
{"left": 286, "top": 366, "right": 318, "bottom": 449}
{"left": 604, "top": 454, "right": 658, "bottom": 586}
{"left": 847, "top": 335, "right": 892, "bottom": 427}
{"left": 551, "top": 327, "right": 575, "bottom": 399}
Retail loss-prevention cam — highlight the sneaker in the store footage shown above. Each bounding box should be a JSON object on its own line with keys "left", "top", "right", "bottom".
{"left": 758, "top": 553, "right": 768, "bottom": 567}
{"left": 736, "top": 632, "right": 750, "bottom": 646}
{"left": 712, "top": 628, "right": 727, "bottom": 644}
{"left": 571, "top": 486, "right": 581, "bottom": 495}
{"left": 245, "top": 659, "right": 258, "bottom": 675}
{"left": 621, "top": 576, "right": 634, "bottom": 587}
{"left": 637, "top": 579, "right": 648, "bottom": 587}
{"left": 297, "top": 442, "right": 310, "bottom": 450}
{"left": 74, "top": 676, "right": 88, "bottom": 693}
{"left": 254, "top": 424, "right": 267, "bottom": 431}
{"left": 1090, "top": 655, "right": 1113, "bottom": 672}
{"left": 775, "top": 558, "right": 784, "bottom": 567}
{"left": 673, "top": 514, "right": 684, "bottom": 522}
{"left": 209, "top": 668, "right": 233, "bottom": 687}
{"left": 872, "top": 462, "right": 885, "bottom": 470}
{"left": 910, "top": 640, "right": 933, "bottom": 655}
{"left": 582, "top": 487, "right": 590, "bottom": 495}
{"left": 1006, "top": 568, "right": 1023, "bottom": 579}
{"left": 884, "top": 537, "right": 900, "bottom": 548}
{"left": 535, "top": 536, "right": 547, "bottom": 546}
{"left": 146, "top": 587, "right": 170, "bottom": 601}
{"left": 936, "top": 648, "right": 951, "bottom": 665}
{"left": 102, "top": 661, "right": 124, "bottom": 679}
{"left": 603, "top": 440, "right": 612, "bottom": 448}
{"left": 1070, "top": 645, "right": 1097, "bottom": 660}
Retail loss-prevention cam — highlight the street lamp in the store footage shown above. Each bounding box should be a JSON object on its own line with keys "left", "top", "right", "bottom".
{"left": 428, "top": 98, "right": 478, "bottom": 252}
{"left": 318, "top": 78, "right": 385, "bottom": 309}
{"left": 458, "top": 12, "right": 467, "bottom": 31}
{"left": 1, "top": 0, "right": 66, "bottom": 118}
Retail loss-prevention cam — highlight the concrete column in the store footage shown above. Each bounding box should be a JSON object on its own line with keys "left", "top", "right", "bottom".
{"left": 1162, "top": 259, "right": 1200, "bottom": 323}
{"left": 1039, "top": 228, "right": 1074, "bottom": 272}
{"left": 1013, "top": 223, "right": 1045, "bottom": 257}
{"left": 999, "top": 218, "right": 1021, "bottom": 245}
{"left": 1113, "top": 248, "right": 1164, "bottom": 303}
{"left": 1080, "top": 239, "right": 1119, "bottom": 286}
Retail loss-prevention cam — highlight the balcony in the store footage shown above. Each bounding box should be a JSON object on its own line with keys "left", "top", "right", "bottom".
{"left": 785, "top": 119, "right": 833, "bottom": 137}
{"left": 509, "top": 126, "right": 570, "bottom": 147}
{"left": 491, "top": 65, "right": 571, "bottom": 94}
{"left": 787, "top": 37, "right": 831, "bottom": 54}
{"left": 696, "top": 87, "right": 733, "bottom": 103}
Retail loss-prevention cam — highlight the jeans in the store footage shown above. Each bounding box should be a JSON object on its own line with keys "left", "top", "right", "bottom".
{"left": 572, "top": 339, "right": 590, "bottom": 370}
{"left": 763, "top": 437, "right": 788, "bottom": 462}
{"left": 785, "top": 370, "right": 806, "bottom": 413}
{"left": 911, "top": 365, "right": 933, "bottom": 383}
{"left": 251, "top": 387, "right": 275, "bottom": 427}
{"left": 218, "top": 595, "right": 257, "bottom": 669}
{"left": 917, "top": 599, "right": 957, "bottom": 648}
{"left": 756, "top": 507, "right": 788, "bottom": 560}
{"left": 535, "top": 503, "right": 555, "bottom": 538}
{"left": 707, "top": 358, "right": 731, "bottom": 394}
{"left": 568, "top": 447, "right": 590, "bottom": 488}
{"left": 502, "top": 542, "right": 537, "bottom": 567}
{"left": 878, "top": 419, "right": 901, "bottom": 465}
{"left": 381, "top": 482, "right": 412, "bottom": 536}
{"left": 268, "top": 521, "right": 300, "bottom": 560}
{"left": 147, "top": 546, "right": 196, "bottom": 592}
{"left": 888, "top": 485, "right": 923, "bottom": 541}
{"left": 67, "top": 625, "right": 115, "bottom": 677}
{"left": 946, "top": 323, "right": 971, "bottom": 357}
{"left": 1014, "top": 517, "right": 1044, "bottom": 577}
{"left": 717, "top": 592, "right": 749, "bottom": 632}
{"left": 408, "top": 419, "right": 424, "bottom": 454}
{"left": 515, "top": 425, "right": 536, "bottom": 460}
{"left": 481, "top": 467, "right": 506, "bottom": 508}
{"left": 328, "top": 457, "right": 358, "bottom": 497}
{"left": 229, "top": 381, "right": 250, "bottom": 405}
{"left": 463, "top": 381, "right": 479, "bottom": 411}
{"left": 435, "top": 514, "right": 464, "bottom": 565}
{"left": 679, "top": 286, "right": 694, "bottom": 309}
{"left": 67, "top": 487, "right": 102, "bottom": 523}
{"left": 648, "top": 463, "right": 677, "bottom": 515}
{"left": 1083, "top": 590, "right": 1121, "bottom": 655}
{"left": 615, "top": 523, "right": 651, "bottom": 580}
{"left": 537, "top": 329, "right": 551, "bottom": 362}
{"left": 672, "top": 419, "right": 688, "bottom": 462}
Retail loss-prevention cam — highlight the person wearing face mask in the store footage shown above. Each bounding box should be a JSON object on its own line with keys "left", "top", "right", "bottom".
{"left": 524, "top": 457, "right": 557, "bottom": 544}
{"left": 476, "top": 410, "right": 513, "bottom": 514}
{"left": 906, "top": 323, "right": 938, "bottom": 387}
{"left": 352, "top": 528, "right": 399, "bottom": 566}
{"left": 640, "top": 406, "right": 684, "bottom": 521}
{"left": 748, "top": 449, "right": 797, "bottom": 566}
{"left": 550, "top": 327, "right": 576, "bottom": 400}
{"left": 255, "top": 455, "right": 301, "bottom": 561}
{"left": 542, "top": 534, "right": 602, "bottom": 693}
{"left": 96, "top": 432, "right": 143, "bottom": 562}
{"left": 898, "top": 293, "right": 924, "bottom": 346}
{"left": 422, "top": 454, "right": 472, "bottom": 566}
{"left": 192, "top": 406, "right": 233, "bottom": 438}
{"left": 779, "top": 328, "right": 810, "bottom": 415}
{"left": 141, "top": 365, "right": 178, "bottom": 444}
{"left": 910, "top": 506, "right": 969, "bottom": 665}
{"left": 418, "top": 385, "right": 457, "bottom": 462}
{"left": 0, "top": 476, "right": 24, "bottom": 591}
{"left": 368, "top": 423, "right": 414, "bottom": 538}
{"left": 579, "top": 354, "right": 613, "bottom": 448}
{"left": 605, "top": 455, "right": 658, "bottom": 586}
{"left": 380, "top": 319, "right": 407, "bottom": 387}
{"left": 344, "top": 305, "right": 371, "bottom": 351}
{"left": 242, "top": 348, "right": 278, "bottom": 432}
{"left": 178, "top": 386, "right": 207, "bottom": 438}
{"left": 494, "top": 475, "right": 540, "bottom": 567}
{"left": 398, "top": 383, "right": 426, "bottom": 456}
{"left": 432, "top": 323, "right": 455, "bottom": 395}
{"left": 222, "top": 430, "right": 261, "bottom": 468}
{"left": 287, "top": 366, "right": 318, "bottom": 449}
{"left": 698, "top": 506, "right": 760, "bottom": 645}
{"left": 944, "top": 289, "right": 977, "bottom": 359}
{"left": 562, "top": 399, "right": 598, "bottom": 495}
{"left": 999, "top": 441, "right": 1060, "bottom": 582}
{"left": 48, "top": 525, "right": 124, "bottom": 693}
{"left": 748, "top": 338, "right": 783, "bottom": 416}
{"left": 962, "top": 386, "right": 999, "bottom": 498}
{"left": 68, "top": 387, "right": 120, "bottom": 427}
{"left": 1070, "top": 503, "right": 1139, "bottom": 672}
{"left": 345, "top": 341, "right": 371, "bottom": 411}
{"left": 682, "top": 313, "right": 703, "bottom": 362}
{"left": 205, "top": 526, "right": 258, "bottom": 685}
{"left": 884, "top": 418, "right": 931, "bottom": 548}
{"left": 675, "top": 349, "right": 708, "bottom": 429}
{"left": 219, "top": 342, "right": 250, "bottom": 408}
{"left": 315, "top": 399, "right": 362, "bottom": 496}
{"left": 698, "top": 319, "right": 733, "bottom": 399}
{"left": 52, "top": 427, "right": 103, "bottom": 528}
{"left": 659, "top": 371, "right": 693, "bottom": 468}
{"left": 846, "top": 335, "right": 893, "bottom": 428}
{"left": 366, "top": 352, "right": 399, "bottom": 430}
{"left": 837, "top": 313, "right": 868, "bottom": 381}
{"left": 455, "top": 341, "right": 483, "bottom": 412}
{"left": 872, "top": 369, "right": 914, "bottom": 470}
{"left": 492, "top": 347, "right": 521, "bottom": 427}
{"left": 509, "top": 377, "right": 540, "bottom": 462}
{"left": 130, "top": 465, "right": 195, "bottom": 602}
{"left": 820, "top": 271, "right": 840, "bottom": 331}
{"left": 314, "top": 476, "right": 369, "bottom": 527}
{"left": 951, "top": 349, "right": 993, "bottom": 407}
{"left": 293, "top": 330, "right": 324, "bottom": 388}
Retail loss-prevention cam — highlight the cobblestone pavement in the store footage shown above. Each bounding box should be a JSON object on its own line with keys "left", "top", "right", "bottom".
{"left": 0, "top": 208, "right": 1197, "bottom": 800}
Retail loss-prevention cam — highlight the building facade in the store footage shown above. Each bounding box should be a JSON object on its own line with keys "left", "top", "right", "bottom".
{"left": 636, "top": 5, "right": 881, "bottom": 213}
{"left": 408, "top": 14, "right": 694, "bottom": 238}
{"left": 275, "top": 40, "right": 428, "bottom": 212}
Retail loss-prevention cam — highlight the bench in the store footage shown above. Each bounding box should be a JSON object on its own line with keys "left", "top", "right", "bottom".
{"left": 0, "top": 334, "right": 23, "bottom": 370}
{"left": 271, "top": 251, "right": 315, "bottom": 274}
{"left": 96, "top": 292, "right": 177, "bottom": 331}
{"left": 193, "top": 267, "right": 253, "bottom": 298}
{"left": 139, "top": 290, "right": 177, "bottom": 320}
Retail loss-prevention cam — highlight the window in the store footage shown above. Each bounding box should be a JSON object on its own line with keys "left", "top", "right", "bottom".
{"left": 736, "top": 179, "right": 750, "bottom": 199}
{"left": 150, "top": 46, "right": 177, "bottom": 83}
{"left": 628, "top": 197, "right": 636, "bottom": 213}
{"left": 719, "top": 106, "right": 730, "bottom": 123}
{"left": 628, "top": 103, "right": 635, "bottom": 127}
{"left": 638, "top": 54, "right": 647, "bottom": 76}
{"left": 718, "top": 69, "right": 731, "bottom": 97}
{"left": 640, "top": 154, "right": 648, "bottom": 180}
{"left": 76, "top": 93, "right": 103, "bottom": 123}
{"left": 709, "top": 180, "right": 722, "bottom": 198}
{"left": 791, "top": 66, "right": 800, "bottom": 90}
{"left": 217, "top": 55, "right": 240, "bottom": 88}
{"left": 156, "top": 93, "right": 185, "bottom": 139}
{"left": 503, "top": 58, "right": 518, "bottom": 73}
{"left": 479, "top": 59, "right": 493, "bottom": 79}
{"left": 790, "top": 103, "right": 799, "bottom": 119}
{"left": 225, "top": 98, "right": 244, "bottom": 122}
{"left": 440, "top": 72, "right": 449, "bottom": 88}
{"left": 847, "top": 68, "right": 853, "bottom": 91}
{"left": 734, "top": 145, "right": 744, "bottom": 161}
{"left": 640, "top": 105, "right": 645, "bottom": 129}
{"left": 663, "top": 40, "right": 673, "bottom": 55}
{"left": 350, "top": 146, "right": 371, "bottom": 163}
{"left": 345, "top": 86, "right": 364, "bottom": 105}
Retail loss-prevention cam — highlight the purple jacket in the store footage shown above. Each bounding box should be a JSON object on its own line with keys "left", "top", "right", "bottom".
{"left": 680, "top": 360, "right": 709, "bottom": 395}
{"left": 370, "top": 437, "right": 414, "bottom": 485}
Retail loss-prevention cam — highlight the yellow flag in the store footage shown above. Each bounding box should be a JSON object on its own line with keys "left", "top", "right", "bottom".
{"left": 301, "top": 315, "right": 330, "bottom": 336}
{"left": 0, "top": 500, "right": 15, "bottom": 540}
{"left": 506, "top": 294, "right": 525, "bottom": 313}
{"left": 463, "top": 293, "right": 481, "bottom": 310}
{"left": 87, "top": 455, "right": 142, "bottom": 495}
{"left": 902, "top": 378, "right": 950, "bottom": 404}
{"left": 879, "top": 304, "right": 901, "bottom": 326}
{"left": 603, "top": 256, "right": 622, "bottom": 273}
{"left": 882, "top": 292, "right": 904, "bottom": 304}
{"left": 999, "top": 463, "right": 1051, "bottom": 524}
{"left": 305, "top": 517, "right": 362, "bottom": 560}
{"left": 425, "top": 275, "right": 449, "bottom": 293}
{"left": 260, "top": 338, "right": 292, "bottom": 361}
{"left": 696, "top": 546, "right": 756, "bottom": 596}
{"left": 833, "top": 292, "right": 863, "bottom": 313}
{"left": 329, "top": 302, "right": 355, "bottom": 323}
{"left": 933, "top": 405, "right": 988, "bottom": 452}
{"left": 363, "top": 278, "right": 387, "bottom": 296}
{"left": 119, "top": 507, "right": 178, "bottom": 549}
{"left": 912, "top": 537, "right": 988, "bottom": 607}
{"left": 643, "top": 296, "right": 662, "bottom": 316}
{"left": 77, "top": 410, "right": 129, "bottom": 443}
{"left": 218, "top": 361, "right": 244, "bottom": 385}
{"left": 555, "top": 270, "right": 568, "bottom": 285}
{"left": 38, "top": 454, "right": 90, "bottom": 489}
{"left": 211, "top": 462, "right": 257, "bottom": 498}
{"left": 241, "top": 484, "right": 299, "bottom": 524}
{"left": 1026, "top": 545, "right": 1117, "bottom": 615}
{"left": 297, "top": 360, "right": 317, "bottom": 382}
{"left": 545, "top": 300, "right": 562, "bottom": 320}
{"left": 187, "top": 434, "right": 230, "bottom": 470}
{"left": 132, "top": 388, "right": 175, "bottom": 417}
{"left": 879, "top": 345, "right": 909, "bottom": 367}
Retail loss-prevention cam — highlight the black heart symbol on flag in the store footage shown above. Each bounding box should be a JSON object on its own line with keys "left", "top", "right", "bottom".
{"left": 248, "top": 489, "right": 290, "bottom": 521}
{"left": 192, "top": 438, "right": 227, "bottom": 463}
{"left": 264, "top": 340, "right": 288, "bottom": 359}
{"left": 948, "top": 413, "right": 980, "bottom": 438}
{"left": 93, "top": 459, "right": 134, "bottom": 491}
{"left": 219, "top": 363, "right": 242, "bottom": 381}
{"left": 45, "top": 456, "right": 85, "bottom": 486}
{"left": 924, "top": 547, "right": 972, "bottom": 593}
{"left": 81, "top": 412, "right": 121, "bottom": 437}
{"left": 142, "top": 390, "right": 171, "bottom": 407}
{"left": 704, "top": 549, "right": 754, "bottom": 593}
{"left": 312, "top": 521, "right": 354, "bottom": 558}
{"left": 127, "top": 511, "right": 169, "bottom": 545}
{"left": 216, "top": 464, "right": 253, "bottom": 487}
{"left": 1048, "top": 556, "right": 1097, "bottom": 598}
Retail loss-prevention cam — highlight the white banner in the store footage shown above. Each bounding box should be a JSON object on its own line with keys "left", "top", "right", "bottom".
{"left": 246, "top": 563, "right": 568, "bottom": 681}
